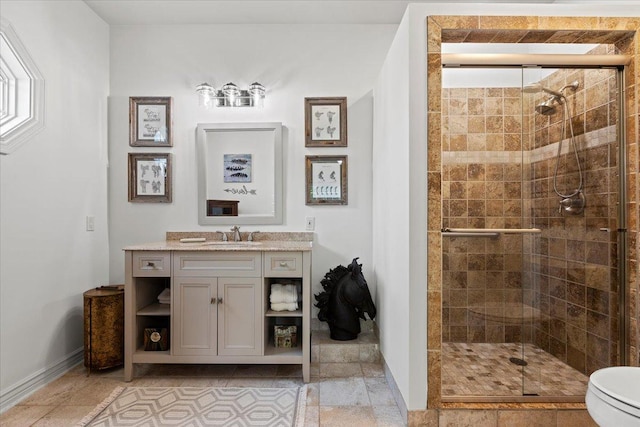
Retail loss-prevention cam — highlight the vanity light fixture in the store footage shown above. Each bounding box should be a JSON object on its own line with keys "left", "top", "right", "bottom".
{"left": 196, "top": 81, "right": 265, "bottom": 108}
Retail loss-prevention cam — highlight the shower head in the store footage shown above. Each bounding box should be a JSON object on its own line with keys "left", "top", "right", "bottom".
{"left": 522, "top": 82, "right": 564, "bottom": 98}
{"left": 535, "top": 98, "right": 557, "bottom": 115}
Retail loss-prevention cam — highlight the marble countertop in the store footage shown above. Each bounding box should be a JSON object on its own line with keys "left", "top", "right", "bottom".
{"left": 123, "top": 231, "right": 313, "bottom": 252}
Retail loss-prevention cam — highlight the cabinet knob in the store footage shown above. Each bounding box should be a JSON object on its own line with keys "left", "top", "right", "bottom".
{"left": 146, "top": 261, "right": 155, "bottom": 268}
{"left": 218, "top": 298, "right": 223, "bottom": 304}
{"left": 211, "top": 297, "right": 217, "bottom": 304}
{"left": 279, "top": 261, "right": 288, "bottom": 267}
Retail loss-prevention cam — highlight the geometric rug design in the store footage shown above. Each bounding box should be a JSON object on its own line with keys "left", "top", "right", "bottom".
{"left": 78, "top": 386, "right": 306, "bottom": 427}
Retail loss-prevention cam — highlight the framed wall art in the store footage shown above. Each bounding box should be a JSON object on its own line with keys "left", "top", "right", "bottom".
{"left": 129, "top": 96, "right": 173, "bottom": 147}
{"left": 304, "top": 97, "right": 347, "bottom": 147}
{"left": 305, "top": 155, "right": 347, "bottom": 205}
{"left": 128, "top": 153, "right": 172, "bottom": 203}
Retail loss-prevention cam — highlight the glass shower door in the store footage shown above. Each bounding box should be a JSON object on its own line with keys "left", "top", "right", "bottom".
{"left": 521, "top": 65, "right": 620, "bottom": 398}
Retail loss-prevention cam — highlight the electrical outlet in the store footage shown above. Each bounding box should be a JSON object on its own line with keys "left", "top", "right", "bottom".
{"left": 86, "top": 216, "right": 95, "bottom": 231}
{"left": 305, "top": 216, "right": 315, "bottom": 231}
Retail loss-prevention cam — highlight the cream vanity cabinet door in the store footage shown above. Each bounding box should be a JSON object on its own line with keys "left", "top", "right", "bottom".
{"left": 217, "top": 277, "right": 262, "bottom": 356}
{"left": 173, "top": 276, "right": 262, "bottom": 357}
{"left": 173, "top": 277, "right": 218, "bottom": 356}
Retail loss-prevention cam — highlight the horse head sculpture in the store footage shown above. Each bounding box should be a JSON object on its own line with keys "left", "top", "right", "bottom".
{"left": 314, "top": 258, "right": 377, "bottom": 340}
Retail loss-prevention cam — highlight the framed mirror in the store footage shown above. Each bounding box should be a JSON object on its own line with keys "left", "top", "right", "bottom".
{"left": 196, "top": 122, "right": 283, "bottom": 225}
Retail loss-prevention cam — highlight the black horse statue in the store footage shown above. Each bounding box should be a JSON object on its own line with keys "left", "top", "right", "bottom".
{"left": 314, "top": 258, "right": 377, "bottom": 340}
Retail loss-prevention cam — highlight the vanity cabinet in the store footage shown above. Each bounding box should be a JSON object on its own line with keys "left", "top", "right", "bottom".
{"left": 173, "top": 277, "right": 262, "bottom": 356}
{"left": 123, "top": 242, "right": 311, "bottom": 383}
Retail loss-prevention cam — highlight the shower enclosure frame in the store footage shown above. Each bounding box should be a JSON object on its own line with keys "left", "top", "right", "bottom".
{"left": 440, "top": 55, "right": 629, "bottom": 403}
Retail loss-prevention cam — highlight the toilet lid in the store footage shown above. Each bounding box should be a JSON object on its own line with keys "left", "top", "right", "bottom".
{"left": 590, "top": 367, "right": 640, "bottom": 410}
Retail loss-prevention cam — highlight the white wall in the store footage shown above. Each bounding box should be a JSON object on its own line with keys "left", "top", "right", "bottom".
{"left": 108, "top": 24, "right": 398, "bottom": 313}
{"left": 373, "top": 1, "right": 640, "bottom": 412}
{"left": 0, "top": 1, "right": 109, "bottom": 407}
{"left": 373, "top": 10, "right": 427, "bottom": 413}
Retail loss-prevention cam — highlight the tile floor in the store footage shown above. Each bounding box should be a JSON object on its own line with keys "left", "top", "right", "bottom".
{"left": 2, "top": 326, "right": 404, "bottom": 426}
{"left": 442, "top": 342, "right": 589, "bottom": 397}
{"left": 1, "top": 361, "right": 405, "bottom": 426}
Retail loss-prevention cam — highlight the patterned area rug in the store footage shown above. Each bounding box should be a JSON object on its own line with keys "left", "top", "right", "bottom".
{"left": 78, "top": 386, "right": 306, "bottom": 427}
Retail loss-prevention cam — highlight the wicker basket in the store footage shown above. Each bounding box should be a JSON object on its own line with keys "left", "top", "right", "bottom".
{"left": 83, "top": 286, "right": 124, "bottom": 371}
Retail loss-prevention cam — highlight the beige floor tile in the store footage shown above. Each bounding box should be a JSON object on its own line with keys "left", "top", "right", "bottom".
{"left": 0, "top": 405, "right": 55, "bottom": 427}
{"left": 556, "top": 409, "right": 598, "bottom": 427}
{"left": 31, "top": 405, "right": 95, "bottom": 427}
{"left": 440, "top": 409, "right": 498, "bottom": 427}
{"left": 372, "top": 405, "right": 405, "bottom": 427}
{"left": 365, "top": 377, "right": 397, "bottom": 406}
{"left": 304, "top": 405, "right": 320, "bottom": 426}
{"left": 320, "top": 343, "right": 360, "bottom": 363}
{"left": 19, "top": 376, "right": 92, "bottom": 406}
{"left": 319, "top": 362, "right": 363, "bottom": 378}
{"left": 63, "top": 378, "right": 123, "bottom": 407}
{"left": 319, "top": 377, "right": 370, "bottom": 406}
{"left": 3, "top": 329, "right": 399, "bottom": 427}
{"left": 362, "top": 362, "right": 385, "bottom": 377}
{"left": 320, "top": 406, "right": 377, "bottom": 427}
{"left": 306, "top": 383, "right": 320, "bottom": 406}
{"left": 497, "top": 409, "right": 556, "bottom": 427}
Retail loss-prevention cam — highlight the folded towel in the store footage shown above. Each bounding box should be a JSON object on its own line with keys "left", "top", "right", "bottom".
{"left": 271, "top": 302, "right": 298, "bottom": 312}
{"left": 270, "top": 284, "right": 298, "bottom": 304}
{"left": 158, "top": 288, "right": 170, "bottom": 304}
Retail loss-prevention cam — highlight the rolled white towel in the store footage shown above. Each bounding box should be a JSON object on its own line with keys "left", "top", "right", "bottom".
{"left": 270, "top": 284, "right": 298, "bottom": 304}
{"left": 158, "top": 288, "right": 171, "bottom": 304}
{"left": 271, "top": 302, "right": 298, "bottom": 311}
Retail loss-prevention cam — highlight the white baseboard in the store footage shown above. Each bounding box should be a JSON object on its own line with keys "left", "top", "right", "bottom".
{"left": 0, "top": 347, "right": 84, "bottom": 413}
{"left": 381, "top": 353, "right": 408, "bottom": 424}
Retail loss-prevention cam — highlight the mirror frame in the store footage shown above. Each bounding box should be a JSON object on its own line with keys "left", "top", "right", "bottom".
{"left": 196, "top": 122, "right": 283, "bottom": 225}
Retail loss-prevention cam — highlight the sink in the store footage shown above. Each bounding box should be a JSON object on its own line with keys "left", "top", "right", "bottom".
{"left": 200, "top": 241, "right": 262, "bottom": 246}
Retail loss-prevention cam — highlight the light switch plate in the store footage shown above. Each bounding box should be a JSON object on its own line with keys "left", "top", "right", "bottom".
{"left": 86, "top": 216, "right": 95, "bottom": 231}
{"left": 305, "top": 216, "right": 315, "bottom": 231}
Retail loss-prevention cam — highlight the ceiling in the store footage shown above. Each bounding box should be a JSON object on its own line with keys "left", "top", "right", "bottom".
{"left": 82, "top": 0, "right": 569, "bottom": 25}
{"left": 83, "top": 0, "right": 640, "bottom": 26}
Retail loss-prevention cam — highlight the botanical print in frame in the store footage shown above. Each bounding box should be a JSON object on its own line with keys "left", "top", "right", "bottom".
{"left": 304, "top": 97, "right": 347, "bottom": 147}
{"left": 128, "top": 153, "right": 172, "bottom": 203}
{"left": 223, "top": 154, "right": 252, "bottom": 183}
{"left": 305, "top": 155, "right": 348, "bottom": 205}
{"left": 129, "top": 96, "right": 173, "bottom": 147}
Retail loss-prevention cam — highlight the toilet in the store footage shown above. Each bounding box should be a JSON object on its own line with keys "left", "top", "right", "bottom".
{"left": 586, "top": 366, "right": 640, "bottom": 427}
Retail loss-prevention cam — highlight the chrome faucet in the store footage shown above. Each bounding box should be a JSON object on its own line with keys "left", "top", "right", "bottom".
{"left": 231, "top": 226, "right": 241, "bottom": 242}
{"left": 216, "top": 230, "right": 228, "bottom": 241}
{"left": 248, "top": 231, "right": 260, "bottom": 241}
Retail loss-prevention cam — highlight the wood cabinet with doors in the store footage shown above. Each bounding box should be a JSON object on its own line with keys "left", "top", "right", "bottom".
{"left": 123, "top": 245, "right": 311, "bottom": 382}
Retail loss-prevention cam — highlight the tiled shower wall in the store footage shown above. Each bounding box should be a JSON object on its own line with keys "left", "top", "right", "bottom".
{"left": 529, "top": 65, "right": 619, "bottom": 374}
{"left": 442, "top": 87, "right": 529, "bottom": 344}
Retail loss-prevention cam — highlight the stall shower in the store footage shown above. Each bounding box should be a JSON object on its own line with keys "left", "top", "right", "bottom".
{"left": 441, "top": 60, "right": 625, "bottom": 401}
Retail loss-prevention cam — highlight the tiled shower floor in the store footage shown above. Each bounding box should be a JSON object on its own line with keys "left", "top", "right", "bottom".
{"left": 442, "top": 342, "right": 589, "bottom": 397}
